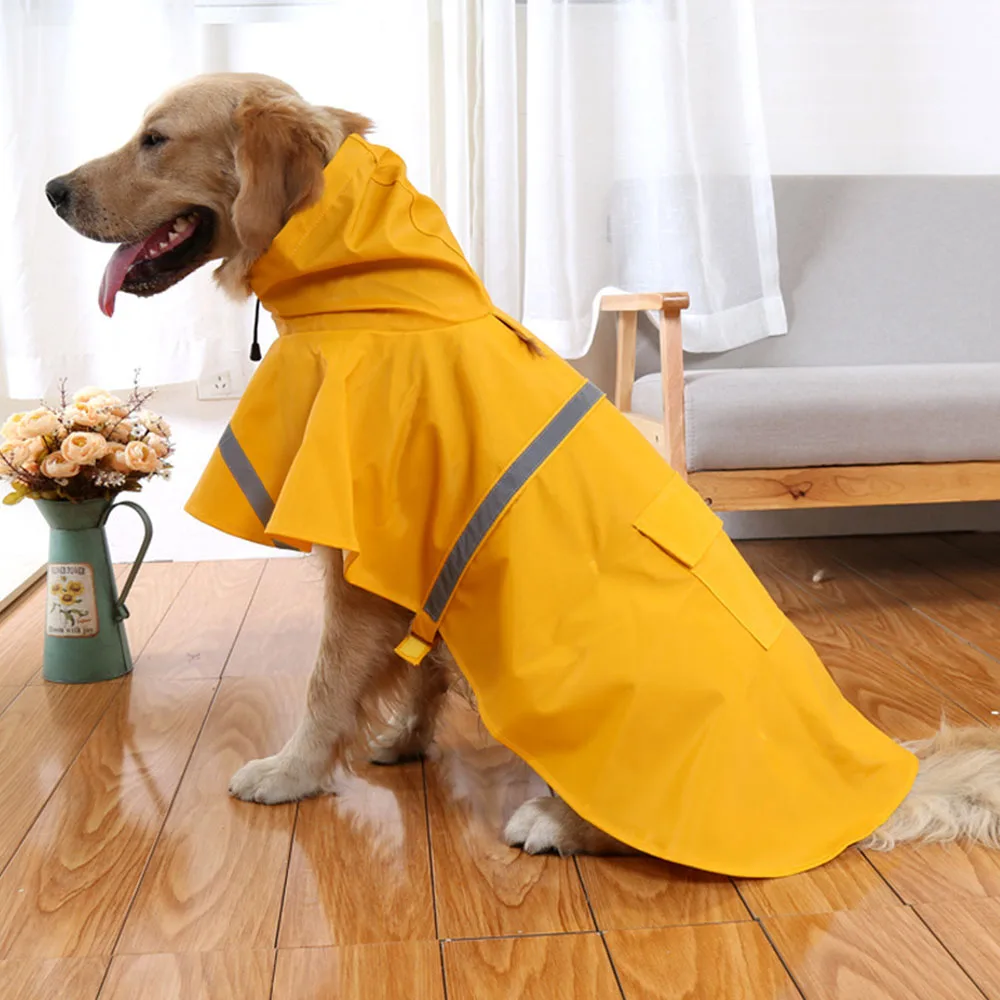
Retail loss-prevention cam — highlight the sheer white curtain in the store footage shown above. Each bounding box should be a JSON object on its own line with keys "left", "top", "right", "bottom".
{"left": 0, "top": 0, "right": 783, "bottom": 402}
{"left": 519, "top": 0, "right": 786, "bottom": 356}
{"left": 0, "top": 0, "right": 254, "bottom": 400}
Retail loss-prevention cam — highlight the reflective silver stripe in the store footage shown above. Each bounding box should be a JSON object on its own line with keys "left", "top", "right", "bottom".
{"left": 218, "top": 424, "right": 296, "bottom": 550}
{"left": 424, "top": 382, "right": 602, "bottom": 622}
{"left": 219, "top": 425, "right": 274, "bottom": 525}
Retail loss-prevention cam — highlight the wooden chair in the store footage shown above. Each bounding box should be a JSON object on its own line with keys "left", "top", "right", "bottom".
{"left": 600, "top": 293, "right": 1000, "bottom": 512}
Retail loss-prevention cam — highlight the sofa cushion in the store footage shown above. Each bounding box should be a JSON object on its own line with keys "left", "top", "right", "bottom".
{"left": 631, "top": 363, "right": 1000, "bottom": 471}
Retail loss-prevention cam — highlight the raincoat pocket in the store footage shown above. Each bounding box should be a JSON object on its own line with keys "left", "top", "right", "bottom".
{"left": 633, "top": 476, "right": 786, "bottom": 650}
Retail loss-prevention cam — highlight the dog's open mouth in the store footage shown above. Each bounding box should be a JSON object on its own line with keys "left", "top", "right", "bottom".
{"left": 99, "top": 207, "right": 216, "bottom": 317}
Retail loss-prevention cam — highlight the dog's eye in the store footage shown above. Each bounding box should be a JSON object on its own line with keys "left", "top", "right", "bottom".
{"left": 140, "top": 131, "right": 168, "bottom": 149}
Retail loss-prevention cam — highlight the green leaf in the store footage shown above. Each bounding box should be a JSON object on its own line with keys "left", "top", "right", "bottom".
{"left": 2, "top": 490, "right": 25, "bottom": 505}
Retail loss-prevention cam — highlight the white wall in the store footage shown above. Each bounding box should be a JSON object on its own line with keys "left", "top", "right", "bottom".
{"left": 755, "top": 0, "right": 1000, "bottom": 175}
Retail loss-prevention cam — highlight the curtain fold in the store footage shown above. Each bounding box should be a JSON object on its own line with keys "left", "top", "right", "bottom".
{"left": 520, "top": 0, "right": 786, "bottom": 357}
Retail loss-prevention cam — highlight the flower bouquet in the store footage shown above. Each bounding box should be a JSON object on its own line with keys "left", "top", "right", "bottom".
{"left": 1, "top": 382, "right": 173, "bottom": 504}
{"left": 1, "top": 381, "right": 170, "bottom": 684}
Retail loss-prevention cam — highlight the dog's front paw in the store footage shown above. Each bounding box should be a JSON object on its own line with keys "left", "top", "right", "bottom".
{"left": 228, "top": 754, "right": 323, "bottom": 804}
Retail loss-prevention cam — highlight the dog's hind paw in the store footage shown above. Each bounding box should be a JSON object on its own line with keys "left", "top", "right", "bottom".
{"left": 504, "top": 796, "right": 640, "bottom": 857}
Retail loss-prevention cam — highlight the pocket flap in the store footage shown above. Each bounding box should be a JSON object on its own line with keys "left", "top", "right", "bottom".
{"left": 633, "top": 476, "right": 785, "bottom": 650}
{"left": 633, "top": 475, "right": 723, "bottom": 568}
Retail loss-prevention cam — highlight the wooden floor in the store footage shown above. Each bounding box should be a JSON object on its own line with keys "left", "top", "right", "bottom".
{"left": 4, "top": 535, "right": 1000, "bottom": 998}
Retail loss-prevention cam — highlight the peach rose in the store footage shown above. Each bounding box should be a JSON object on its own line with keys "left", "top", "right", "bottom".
{"left": 108, "top": 420, "right": 133, "bottom": 443}
{"left": 18, "top": 408, "right": 61, "bottom": 438}
{"left": 0, "top": 439, "right": 28, "bottom": 469}
{"left": 144, "top": 432, "right": 170, "bottom": 458}
{"left": 123, "top": 440, "right": 160, "bottom": 473}
{"left": 137, "top": 409, "right": 171, "bottom": 438}
{"left": 102, "top": 442, "right": 131, "bottom": 473}
{"left": 1, "top": 413, "right": 27, "bottom": 441}
{"left": 41, "top": 452, "right": 81, "bottom": 479}
{"left": 88, "top": 393, "right": 129, "bottom": 419}
{"left": 72, "top": 386, "right": 107, "bottom": 404}
{"left": 22, "top": 436, "right": 49, "bottom": 461}
{"left": 62, "top": 404, "right": 103, "bottom": 428}
{"left": 61, "top": 431, "right": 108, "bottom": 466}
{"left": 21, "top": 460, "right": 40, "bottom": 476}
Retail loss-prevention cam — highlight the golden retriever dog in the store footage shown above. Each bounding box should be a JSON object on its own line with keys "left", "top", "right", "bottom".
{"left": 46, "top": 72, "right": 1000, "bottom": 862}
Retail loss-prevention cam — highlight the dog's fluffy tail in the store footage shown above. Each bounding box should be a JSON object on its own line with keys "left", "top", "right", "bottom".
{"left": 864, "top": 723, "right": 1000, "bottom": 851}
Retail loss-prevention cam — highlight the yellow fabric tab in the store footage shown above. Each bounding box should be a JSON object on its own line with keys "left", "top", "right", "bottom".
{"left": 395, "top": 633, "right": 433, "bottom": 666}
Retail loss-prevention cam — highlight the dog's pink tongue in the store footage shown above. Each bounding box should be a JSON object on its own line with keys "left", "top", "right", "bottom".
{"left": 99, "top": 242, "right": 146, "bottom": 318}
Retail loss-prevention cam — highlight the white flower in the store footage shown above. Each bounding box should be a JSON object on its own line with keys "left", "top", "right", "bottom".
{"left": 94, "top": 469, "right": 127, "bottom": 488}
{"left": 130, "top": 422, "right": 148, "bottom": 440}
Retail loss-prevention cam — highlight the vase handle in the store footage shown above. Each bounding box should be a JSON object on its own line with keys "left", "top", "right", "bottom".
{"left": 101, "top": 499, "right": 154, "bottom": 621}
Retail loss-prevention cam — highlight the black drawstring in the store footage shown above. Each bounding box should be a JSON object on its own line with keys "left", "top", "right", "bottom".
{"left": 250, "top": 298, "right": 262, "bottom": 362}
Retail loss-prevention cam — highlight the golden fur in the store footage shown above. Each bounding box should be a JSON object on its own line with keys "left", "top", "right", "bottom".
{"left": 49, "top": 72, "right": 1000, "bottom": 861}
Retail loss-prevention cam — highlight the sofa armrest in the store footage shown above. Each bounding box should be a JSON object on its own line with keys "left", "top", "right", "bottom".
{"left": 599, "top": 292, "right": 689, "bottom": 474}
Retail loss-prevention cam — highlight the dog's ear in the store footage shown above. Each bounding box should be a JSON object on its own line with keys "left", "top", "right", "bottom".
{"left": 230, "top": 94, "right": 335, "bottom": 261}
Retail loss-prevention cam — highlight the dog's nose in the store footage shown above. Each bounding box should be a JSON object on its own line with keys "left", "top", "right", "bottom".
{"left": 45, "top": 177, "right": 72, "bottom": 214}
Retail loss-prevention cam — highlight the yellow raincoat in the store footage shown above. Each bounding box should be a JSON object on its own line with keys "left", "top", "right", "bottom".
{"left": 186, "top": 135, "right": 917, "bottom": 877}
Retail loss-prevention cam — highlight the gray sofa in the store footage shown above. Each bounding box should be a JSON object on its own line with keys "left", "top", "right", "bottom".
{"left": 631, "top": 177, "right": 1000, "bottom": 469}
{"left": 580, "top": 177, "right": 1000, "bottom": 534}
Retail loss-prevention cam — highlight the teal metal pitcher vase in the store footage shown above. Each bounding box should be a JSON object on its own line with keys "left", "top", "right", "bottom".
{"left": 36, "top": 497, "right": 153, "bottom": 684}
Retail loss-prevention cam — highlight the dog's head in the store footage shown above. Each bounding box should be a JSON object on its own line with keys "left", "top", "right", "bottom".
{"left": 46, "top": 73, "right": 371, "bottom": 315}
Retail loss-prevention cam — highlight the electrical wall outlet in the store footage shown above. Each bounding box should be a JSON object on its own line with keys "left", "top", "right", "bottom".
{"left": 197, "top": 369, "right": 243, "bottom": 400}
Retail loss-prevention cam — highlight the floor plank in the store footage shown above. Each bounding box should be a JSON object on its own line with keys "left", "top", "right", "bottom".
{"left": 744, "top": 538, "right": 1000, "bottom": 724}
{"left": 273, "top": 942, "right": 445, "bottom": 1000}
{"left": 223, "top": 557, "right": 323, "bottom": 676}
{"left": 115, "top": 675, "right": 306, "bottom": 954}
{"left": 833, "top": 536, "right": 1000, "bottom": 660}
{"left": 135, "top": 560, "right": 265, "bottom": 680}
{"left": 0, "top": 682, "right": 121, "bottom": 872}
{"left": 0, "top": 583, "right": 44, "bottom": 687}
{"left": 0, "top": 956, "right": 106, "bottom": 1000}
{"left": 443, "top": 934, "right": 620, "bottom": 1000}
{"left": 118, "top": 562, "right": 198, "bottom": 664}
{"left": 863, "top": 840, "right": 1000, "bottom": 904}
{"left": 0, "top": 676, "right": 217, "bottom": 959}
{"left": 892, "top": 534, "right": 1000, "bottom": 608}
{"left": 737, "top": 849, "right": 901, "bottom": 918}
{"left": 0, "top": 686, "right": 20, "bottom": 717}
{"left": 100, "top": 950, "right": 274, "bottom": 1000}
{"left": 764, "top": 906, "right": 983, "bottom": 1000}
{"left": 916, "top": 897, "right": 1000, "bottom": 999}
{"left": 577, "top": 855, "right": 749, "bottom": 931}
{"left": 426, "top": 706, "right": 593, "bottom": 939}
{"left": 279, "top": 761, "right": 436, "bottom": 947}
{"left": 607, "top": 922, "right": 799, "bottom": 1000}
{"left": 741, "top": 550, "right": 973, "bottom": 739}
